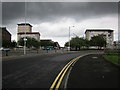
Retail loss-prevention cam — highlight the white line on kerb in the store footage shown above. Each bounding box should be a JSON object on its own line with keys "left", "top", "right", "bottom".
{"left": 64, "top": 66, "right": 72, "bottom": 89}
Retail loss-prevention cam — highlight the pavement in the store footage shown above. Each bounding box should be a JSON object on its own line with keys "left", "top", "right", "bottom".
{"left": 2, "top": 49, "right": 104, "bottom": 60}
{"left": 67, "top": 54, "right": 119, "bottom": 88}
{"left": 1, "top": 49, "right": 69, "bottom": 60}
{"left": 2, "top": 49, "right": 64, "bottom": 57}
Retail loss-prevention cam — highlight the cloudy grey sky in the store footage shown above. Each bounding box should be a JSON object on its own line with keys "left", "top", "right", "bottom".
{"left": 2, "top": 1, "right": 118, "bottom": 46}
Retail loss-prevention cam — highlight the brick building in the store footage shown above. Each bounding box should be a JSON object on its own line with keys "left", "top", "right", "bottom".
{"left": 17, "top": 23, "right": 40, "bottom": 41}
{"left": 1, "top": 27, "right": 11, "bottom": 41}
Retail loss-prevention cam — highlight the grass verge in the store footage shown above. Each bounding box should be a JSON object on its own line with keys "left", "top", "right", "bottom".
{"left": 103, "top": 54, "right": 120, "bottom": 66}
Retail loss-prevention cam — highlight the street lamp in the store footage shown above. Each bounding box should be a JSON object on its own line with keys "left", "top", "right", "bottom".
{"left": 24, "top": 1, "right": 27, "bottom": 55}
{"left": 68, "top": 26, "right": 75, "bottom": 51}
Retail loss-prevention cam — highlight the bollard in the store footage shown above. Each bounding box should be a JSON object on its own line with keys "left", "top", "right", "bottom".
{"left": 55, "top": 49, "right": 57, "bottom": 53}
{"left": 5, "top": 50, "right": 8, "bottom": 56}
{"left": 36, "top": 50, "right": 38, "bottom": 53}
{"left": 46, "top": 49, "right": 48, "bottom": 53}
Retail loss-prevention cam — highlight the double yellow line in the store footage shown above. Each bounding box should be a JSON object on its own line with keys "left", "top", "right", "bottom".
{"left": 49, "top": 55, "right": 86, "bottom": 90}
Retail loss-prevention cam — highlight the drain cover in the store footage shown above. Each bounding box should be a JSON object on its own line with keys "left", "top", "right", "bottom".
{"left": 92, "top": 57, "right": 98, "bottom": 59}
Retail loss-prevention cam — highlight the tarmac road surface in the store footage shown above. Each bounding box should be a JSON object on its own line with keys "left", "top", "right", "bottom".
{"left": 3, "top": 50, "right": 115, "bottom": 89}
{"left": 67, "top": 54, "right": 119, "bottom": 88}
{"left": 3, "top": 51, "right": 97, "bottom": 89}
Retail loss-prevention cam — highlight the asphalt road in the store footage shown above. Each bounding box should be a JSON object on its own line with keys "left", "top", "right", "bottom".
{"left": 67, "top": 54, "right": 119, "bottom": 88}
{"left": 3, "top": 51, "right": 99, "bottom": 89}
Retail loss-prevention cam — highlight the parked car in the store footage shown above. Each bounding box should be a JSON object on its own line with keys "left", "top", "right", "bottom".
{"left": 0, "top": 47, "right": 10, "bottom": 51}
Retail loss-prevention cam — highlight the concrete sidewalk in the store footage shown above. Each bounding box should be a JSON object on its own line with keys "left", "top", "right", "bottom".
{"left": 67, "top": 54, "right": 119, "bottom": 88}
{"left": 2, "top": 49, "right": 63, "bottom": 57}
{"left": 2, "top": 49, "right": 79, "bottom": 60}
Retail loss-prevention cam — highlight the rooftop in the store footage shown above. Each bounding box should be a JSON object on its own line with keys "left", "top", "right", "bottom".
{"left": 0, "top": 27, "right": 11, "bottom": 35}
{"left": 18, "top": 32, "right": 40, "bottom": 35}
{"left": 40, "top": 39, "right": 52, "bottom": 41}
{"left": 85, "top": 29, "right": 114, "bottom": 33}
{"left": 17, "top": 23, "right": 32, "bottom": 27}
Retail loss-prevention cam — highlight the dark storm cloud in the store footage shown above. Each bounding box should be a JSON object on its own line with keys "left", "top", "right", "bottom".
{"left": 26, "top": 2, "right": 118, "bottom": 23}
{"left": 2, "top": 2, "right": 25, "bottom": 24}
{"left": 2, "top": 2, "right": 118, "bottom": 25}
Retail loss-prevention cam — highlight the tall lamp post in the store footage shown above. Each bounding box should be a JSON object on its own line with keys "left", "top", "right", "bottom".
{"left": 68, "top": 26, "right": 74, "bottom": 51}
{"left": 24, "top": 0, "right": 27, "bottom": 55}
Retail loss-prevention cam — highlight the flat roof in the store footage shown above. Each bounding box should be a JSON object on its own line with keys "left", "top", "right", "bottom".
{"left": 18, "top": 32, "right": 40, "bottom": 35}
{"left": 40, "top": 39, "right": 52, "bottom": 41}
{"left": 85, "top": 29, "right": 114, "bottom": 33}
{"left": 17, "top": 23, "right": 32, "bottom": 27}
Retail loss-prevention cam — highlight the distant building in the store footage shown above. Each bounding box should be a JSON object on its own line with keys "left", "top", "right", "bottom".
{"left": 17, "top": 23, "right": 32, "bottom": 33}
{"left": 54, "top": 42, "right": 60, "bottom": 49}
{"left": 113, "top": 40, "right": 120, "bottom": 50}
{"left": 1, "top": 27, "right": 11, "bottom": 41}
{"left": 40, "top": 39, "right": 54, "bottom": 50}
{"left": 17, "top": 23, "right": 40, "bottom": 41}
{"left": 40, "top": 39, "right": 53, "bottom": 42}
{"left": 40, "top": 39, "right": 60, "bottom": 49}
{"left": 85, "top": 29, "right": 114, "bottom": 45}
{"left": 17, "top": 32, "right": 40, "bottom": 41}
